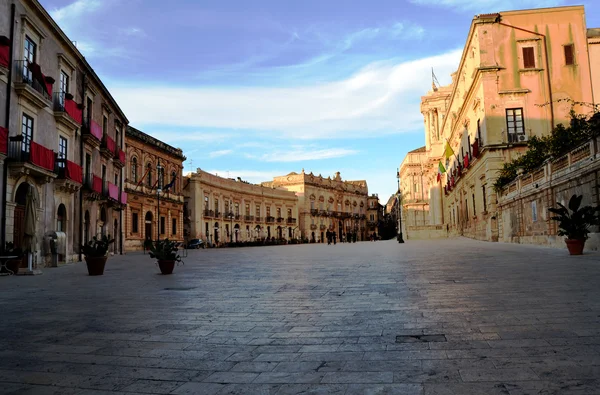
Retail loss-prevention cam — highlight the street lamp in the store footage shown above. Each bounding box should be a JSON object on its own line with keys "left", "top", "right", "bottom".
{"left": 157, "top": 159, "right": 163, "bottom": 243}
{"left": 396, "top": 168, "right": 405, "bottom": 243}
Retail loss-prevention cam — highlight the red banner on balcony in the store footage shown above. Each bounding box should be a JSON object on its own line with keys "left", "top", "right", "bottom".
{"left": 30, "top": 141, "right": 55, "bottom": 172}
{"left": 104, "top": 135, "right": 116, "bottom": 153}
{"left": 0, "top": 127, "right": 7, "bottom": 154}
{"left": 108, "top": 182, "right": 119, "bottom": 201}
{"left": 0, "top": 43, "right": 8, "bottom": 69}
{"left": 89, "top": 120, "right": 103, "bottom": 141}
{"left": 65, "top": 160, "right": 83, "bottom": 183}
{"left": 64, "top": 99, "right": 82, "bottom": 124}
{"left": 464, "top": 153, "right": 469, "bottom": 169}
{"left": 117, "top": 149, "right": 125, "bottom": 163}
{"left": 92, "top": 175, "right": 103, "bottom": 193}
{"left": 120, "top": 191, "right": 128, "bottom": 204}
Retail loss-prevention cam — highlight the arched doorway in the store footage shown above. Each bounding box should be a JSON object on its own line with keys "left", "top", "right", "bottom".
{"left": 113, "top": 219, "right": 118, "bottom": 253}
{"left": 311, "top": 232, "right": 315, "bottom": 242}
{"left": 100, "top": 207, "right": 107, "bottom": 236}
{"left": 145, "top": 211, "right": 153, "bottom": 241}
{"left": 13, "top": 183, "right": 32, "bottom": 249}
{"left": 57, "top": 204, "right": 66, "bottom": 232}
{"left": 84, "top": 210, "right": 90, "bottom": 244}
{"left": 234, "top": 224, "right": 240, "bottom": 242}
{"left": 277, "top": 226, "right": 282, "bottom": 239}
{"left": 267, "top": 226, "right": 271, "bottom": 238}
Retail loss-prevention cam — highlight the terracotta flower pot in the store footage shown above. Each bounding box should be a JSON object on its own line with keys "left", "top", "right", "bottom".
{"left": 158, "top": 260, "right": 175, "bottom": 275}
{"left": 85, "top": 256, "right": 107, "bottom": 275}
{"left": 565, "top": 239, "right": 585, "bottom": 255}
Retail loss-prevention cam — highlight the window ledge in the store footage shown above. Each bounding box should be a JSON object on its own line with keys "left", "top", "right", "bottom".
{"left": 519, "top": 68, "right": 543, "bottom": 73}
{"left": 498, "top": 89, "right": 531, "bottom": 95}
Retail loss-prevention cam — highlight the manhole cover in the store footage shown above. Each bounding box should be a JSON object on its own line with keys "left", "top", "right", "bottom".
{"left": 396, "top": 334, "right": 447, "bottom": 343}
{"left": 164, "top": 287, "right": 195, "bottom": 291}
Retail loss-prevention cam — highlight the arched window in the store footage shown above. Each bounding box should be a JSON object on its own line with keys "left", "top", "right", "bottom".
{"left": 146, "top": 163, "right": 152, "bottom": 187}
{"left": 131, "top": 157, "right": 138, "bottom": 183}
{"left": 57, "top": 204, "right": 66, "bottom": 232}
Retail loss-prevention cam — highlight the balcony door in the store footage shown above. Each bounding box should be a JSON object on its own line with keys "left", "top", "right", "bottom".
{"left": 23, "top": 36, "right": 36, "bottom": 82}
{"left": 22, "top": 114, "right": 33, "bottom": 156}
{"left": 13, "top": 183, "right": 31, "bottom": 251}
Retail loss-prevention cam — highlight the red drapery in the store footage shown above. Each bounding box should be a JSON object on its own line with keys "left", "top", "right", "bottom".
{"left": 64, "top": 99, "right": 82, "bottom": 124}
{"left": 108, "top": 182, "right": 119, "bottom": 201}
{"left": 65, "top": 160, "right": 83, "bottom": 183}
{"left": 0, "top": 44, "right": 8, "bottom": 69}
{"left": 463, "top": 153, "right": 469, "bottom": 168}
{"left": 92, "top": 175, "right": 103, "bottom": 193}
{"left": 104, "top": 135, "right": 116, "bottom": 153}
{"left": 117, "top": 149, "right": 125, "bottom": 163}
{"left": 89, "top": 120, "right": 103, "bottom": 141}
{"left": 0, "top": 127, "right": 7, "bottom": 154}
{"left": 472, "top": 138, "right": 480, "bottom": 158}
{"left": 45, "top": 78, "right": 54, "bottom": 97}
{"left": 120, "top": 191, "right": 128, "bottom": 204}
{"left": 30, "top": 141, "right": 55, "bottom": 171}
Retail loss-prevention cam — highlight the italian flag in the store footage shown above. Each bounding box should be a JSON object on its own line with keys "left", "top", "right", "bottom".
{"left": 437, "top": 161, "right": 446, "bottom": 182}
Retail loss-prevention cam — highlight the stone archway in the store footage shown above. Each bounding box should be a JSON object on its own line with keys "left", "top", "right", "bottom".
{"left": 13, "top": 182, "right": 35, "bottom": 249}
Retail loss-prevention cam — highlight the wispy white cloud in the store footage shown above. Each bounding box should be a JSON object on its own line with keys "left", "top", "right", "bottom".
{"left": 50, "top": 0, "right": 103, "bottom": 24}
{"left": 408, "top": 0, "right": 563, "bottom": 12}
{"left": 208, "top": 149, "right": 233, "bottom": 158}
{"left": 256, "top": 148, "right": 357, "bottom": 162}
{"left": 112, "top": 49, "right": 462, "bottom": 140}
{"left": 119, "top": 27, "right": 145, "bottom": 37}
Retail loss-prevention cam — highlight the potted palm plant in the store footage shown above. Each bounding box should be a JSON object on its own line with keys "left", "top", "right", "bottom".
{"left": 149, "top": 239, "right": 183, "bottom": 274}
{"left": 549, "top": 194, "right": 600, "bottom": 255}
{"left": 81, "top": 234, "right": 115, "bottom": 275}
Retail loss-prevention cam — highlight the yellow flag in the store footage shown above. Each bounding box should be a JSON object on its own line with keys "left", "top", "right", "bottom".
{"left": 444, "top": 142, "right": 455, "bottom": 159}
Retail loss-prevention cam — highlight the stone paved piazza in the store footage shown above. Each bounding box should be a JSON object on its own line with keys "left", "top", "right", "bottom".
{"left": 1, "top": 239, "right": 600, "bottom": 395}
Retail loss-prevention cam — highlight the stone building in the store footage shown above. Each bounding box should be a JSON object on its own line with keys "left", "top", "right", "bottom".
{"left": 0, "top": 0, "right": 128, "bottom": 268}
{"left": 184, "top": 169, "right": 299, "bottom": 245}
{"left": 264, "top": 170, "right": 368, "bottom": 242}
{"left": 399, "top": 5, "right": 598, "bottom": 244}
{"left": 123, "top": 126, "right": 185, "bottom": 251}
{"left": 366, "top": 194, "right": 383, "bottom": 238}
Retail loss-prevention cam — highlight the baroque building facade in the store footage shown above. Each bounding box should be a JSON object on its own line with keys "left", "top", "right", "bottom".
{"left": 1, "top": 0, "right": 128, "bottom": 268}
{"left": 400, "top": 5, "right": 598, "bottom": 244}
{"left": 123, "top": 126, "right": 185, "bottom": 251}
{"left": 264, "top": 170, "right": 369, "bottom": 242}
{"left": 184, "top": 169, "right": 299, "bottom": 245}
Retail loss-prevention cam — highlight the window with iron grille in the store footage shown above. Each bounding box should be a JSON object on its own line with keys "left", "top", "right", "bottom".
{"left": 58, "top": 136, "right": 67, "bottom": 167}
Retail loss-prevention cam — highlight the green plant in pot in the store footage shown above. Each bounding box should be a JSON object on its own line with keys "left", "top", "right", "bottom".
{"left": 81, "top": 234, "right": 115, "bottom": 275}
{"left": 149, "top": 239, "right": 183, "bottom": 274}
{"left": 549, "top": 194, "right": 600, "bottom": 255}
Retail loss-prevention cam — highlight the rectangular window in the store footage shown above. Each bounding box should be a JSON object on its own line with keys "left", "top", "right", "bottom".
{"left": 482, "top": 185, "right": 487, "bottom": 212}
{"left": 465, "top": 199, "right": 468, "bottom": 219}
{"left": 472, "top": 193, "right": 476, "bottom": 216}
{"left": 172, "top": 218, "right": 177, "bottom": 235}
{"left": 287, "top": 208, "right": 292, "bottom": 218}
{"left": 266, "top": 206, "right": 271, "bottom": 217}
{"left": 532, "top": 200, "right": 538, "bottom": 222}
{"left": 160, "top": 216, "right": 165, "bottom": 234}
{"left": 522, "top": 47, "right": 535, "bottom": 69}
{"left": 132, "top": 212, "right": 139, "bottom": 233}
{"left": 59, "top": 70, "right": 69, "bottom": 106}
{"left": 21, "top": 114, "right": 34, "bottom": 154}
{"left": 234, "top": 203, "right": 239, "bottom": 216}
{"left": 86, "top": 97, "right": 93, "bottom": 123}
{"left": 102, "top": 115, "right": 108, "bottom": 136}
{"left": 506, "top": 108, "right": 525, "bottom": 140}
{"left": 225, "top": 200, "right": 230, "bottom": 214}
{"left": 214, "top": 199, "right": 219, "bottom": 213}
{"left": 114, "top": 173, "right": 118, "bottom": 185}
{"left": 115, "top": 128, "right": 120, "bottom": 147}
{"left": 255, "top": 205, "right": 260, "bottom": 217}
{"left": 85, "top": 153, "right": 91, "bottom": 182}
{"left": 277, "top": 208, "right": 281, "bottom": 218}
{"left": 102, "top": 164, "right": 106, "bottom": 183}
{"left": 58, "top": 136, "right": 67, "bottom": 167}
{"left": 245, "top": 204, "right": 250, "bottom": 216}
{"left": 564, "top": 44, "right": 574, "bottom": 66}
{"left": 204, "top": 195, "right": 209, "bottom": 209}
{"left": 23, "top": 36, "right": 36, "bottom": 81}
{"left": 370, "top": 214, "right": 374, "bottom": 221}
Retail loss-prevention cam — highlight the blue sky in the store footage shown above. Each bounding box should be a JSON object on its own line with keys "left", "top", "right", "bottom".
{"left": 42, "top": 0, "right": 600, "bottom": 200}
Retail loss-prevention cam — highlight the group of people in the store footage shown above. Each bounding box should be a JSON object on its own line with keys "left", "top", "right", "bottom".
{"left": 325, "top": 230, "right": 362, "bottom": 244}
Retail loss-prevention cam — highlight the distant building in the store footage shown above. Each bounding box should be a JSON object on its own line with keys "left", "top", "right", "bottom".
{"left": 123, "top": 127, "right": 186, "bottom": 251}
{"left": 366, "top": 194, "right": 383, "bottom": 237}
{"left": 184, "top": 169, "right": 299, "bottom": 244}
{"left": 264, "top": 170, "right": 369, "bottom": 242}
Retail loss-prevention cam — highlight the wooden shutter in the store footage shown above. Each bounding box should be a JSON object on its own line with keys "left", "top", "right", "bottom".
{"left": 522, "top": 47, "right": 535, "bottom": 69}
{"left": 564, "top": 44, "right": 574, "bottom": 65}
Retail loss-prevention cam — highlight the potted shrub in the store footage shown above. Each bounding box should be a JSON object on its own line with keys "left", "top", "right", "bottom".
{"left": 549, "top": 194, "right": 600, "bottom": 255}
{"left": 149, "top": 239, "right": 182, "bottom": 275}
{"left": 81, "top": 234, "right": 115, "bottom": 275}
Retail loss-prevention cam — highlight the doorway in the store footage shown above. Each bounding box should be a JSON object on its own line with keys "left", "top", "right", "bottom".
{"left": 145, "top": 211, "right": 153, "bottom": 241}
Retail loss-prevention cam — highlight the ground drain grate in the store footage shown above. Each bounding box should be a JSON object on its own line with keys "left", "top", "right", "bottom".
{"left": 396, "top": 334, "right": 447, "bottom": 343}
{"left": 164, "top": 287, "right": 196, "bottom": 291}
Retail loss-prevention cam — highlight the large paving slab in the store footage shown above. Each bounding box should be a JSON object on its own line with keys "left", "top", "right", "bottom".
{"left": 0, "top": 238, "right": 599, "bottom": 394}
